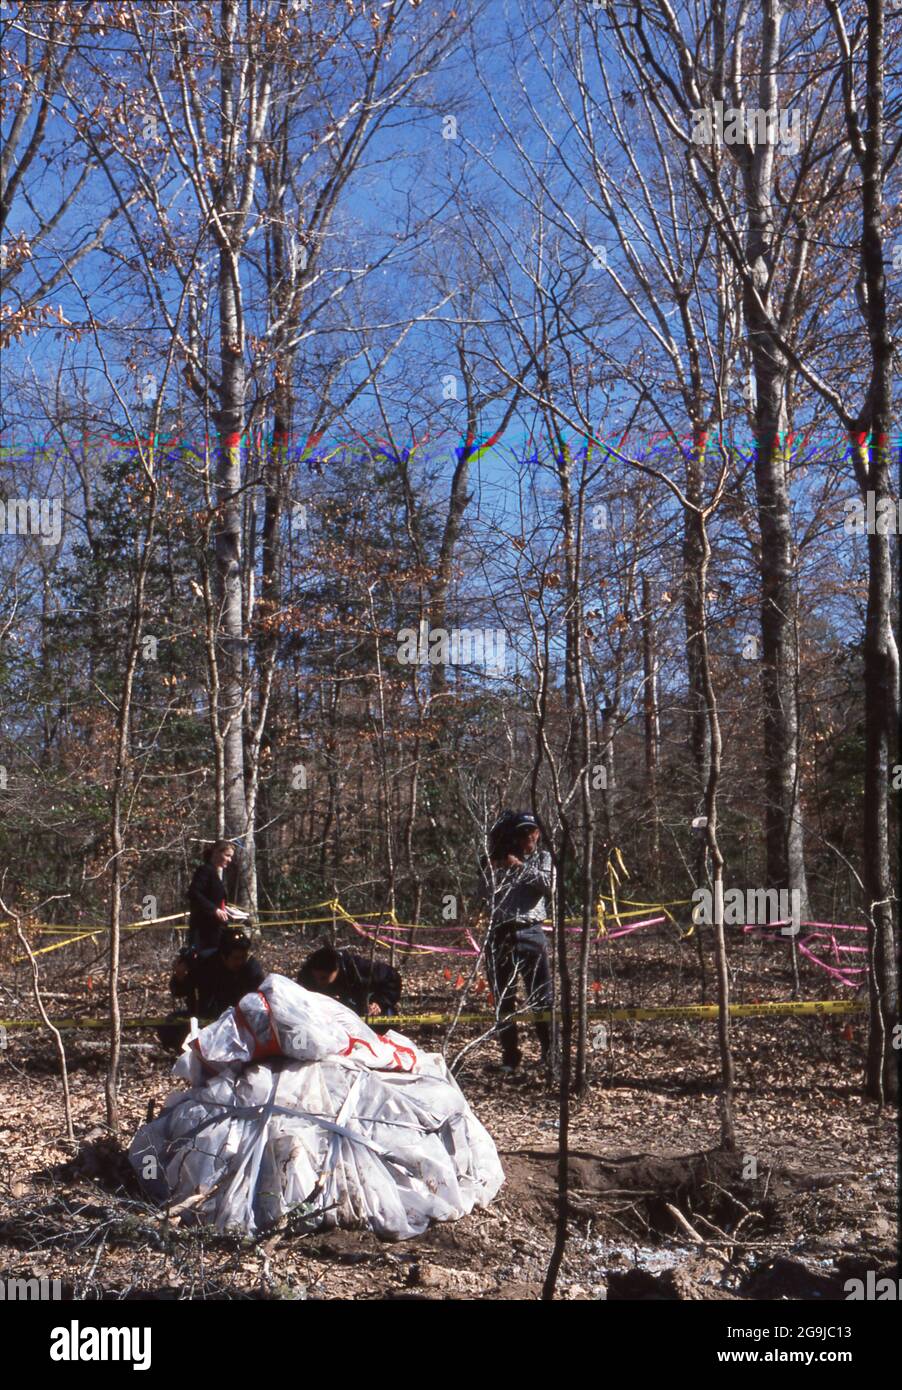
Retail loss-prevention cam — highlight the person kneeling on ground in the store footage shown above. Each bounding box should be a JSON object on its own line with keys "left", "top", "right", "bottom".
{"left": 157, "top": 929, "right": 265, "bottom": 1051}
{"left": 298, "top": 945, "right": 401, "bottom": 1020}
{"left": 478, "top": 809, "right": 554, "bottom": 1073}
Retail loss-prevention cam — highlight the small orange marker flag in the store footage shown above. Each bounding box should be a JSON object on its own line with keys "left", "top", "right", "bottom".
{"left": 443, "top": 967, "right": 452, "bottom": 981}
{"left": 842, "top": 1023, "right": 854, "bottom": 1042}
{"left": 87, "top": 976, "right": 93, "bottom": 991}
{"left": 591, "top": 980, "right": 601, "bottom": 994}
{"left": 454, "top": 973, "right": 465, "bottom": 989}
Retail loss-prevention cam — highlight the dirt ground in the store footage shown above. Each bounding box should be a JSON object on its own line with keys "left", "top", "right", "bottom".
{"left": 0, "top": 921, "right": 897, "bottom": 1301}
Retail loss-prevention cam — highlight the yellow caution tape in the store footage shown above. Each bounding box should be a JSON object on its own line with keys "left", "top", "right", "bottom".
{"left": 256, "top": 899, "right": 339, "bottom": 916}
{"left": 593, "top": 904, "right": 663, "bottom": 921}
{"left": 0, "top": 998, "right": 866, "bottom": 1032}
{"left": 13, "top": 931, "right": 100, "bottom": 962}
{"left": 580, "top": 999, "right": 867, "bottom": 1022}
{"left": 4, "top": 903, "right": 386, "bottom": 939}
{"left": 241, "top": 914, "right": 342, "bottom": 927}
{"left": 597, "top": 895, "right": 693, "bottom": 911}
{"left": 2, "top": 910, "right": 191, "bottom": 934}
{"left": 5, "top": 871, "right": 696, "bottom": 954}
{"left": 333, "top": 898, "right": 437, "bottom": 958}
{"left": 602, "top": 846, "right": 633, "bottom": 931}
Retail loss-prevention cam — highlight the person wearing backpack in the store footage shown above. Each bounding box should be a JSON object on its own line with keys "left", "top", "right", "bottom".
{"left": 478, "top": 810, "right": 554, "bottom": 1072}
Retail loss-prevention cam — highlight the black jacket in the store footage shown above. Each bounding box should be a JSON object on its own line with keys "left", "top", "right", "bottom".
{"left": 298, "top": 950, "right": 402, "bottom": 1017}
{"left": 187, "top": 863, "right": 227, "bottom": 950}
{"left": 170, "top": 952, "right": 265, "bottom": 1019}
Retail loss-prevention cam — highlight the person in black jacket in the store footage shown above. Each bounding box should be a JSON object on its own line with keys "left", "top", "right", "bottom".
{"left": 186, "top": 839, "right": 234, "bottom": 952}
{"left": 157, "top": 930, "right": 264, "bottom": 1051}
{"left": 298, "top": 946, "right": 401, "bottom": 1019}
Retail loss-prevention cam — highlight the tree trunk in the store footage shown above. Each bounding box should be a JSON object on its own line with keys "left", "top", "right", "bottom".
{"left": 751, "top": 420, "right": 809, "bottom": 915}
{"left": 106, "top": 465, "right": 157, "bottom": 1131}
{"left": 857, "top": 0, "right": 899, "bottom": 1103}
{"left": 698, "top": 512, "right": 736, "bottom": 1150}
{"left": 215, "top": 3, "right": 251, "bottom": 903}
{"left": 542, "top": 820, "right": 573, "bottom": 1300}
{"left": 683, "top": 445, "right": 710, "bottom": 810}
{"left": 642, "top": 574, "right": 660, "bottom": 879}
{"left": 741, "top": 0, "right": 809, "bottom": 916}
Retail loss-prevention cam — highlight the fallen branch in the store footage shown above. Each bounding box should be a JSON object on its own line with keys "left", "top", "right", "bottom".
{"left": 663, "top": 1203, "right": 730, "bottom": 1265}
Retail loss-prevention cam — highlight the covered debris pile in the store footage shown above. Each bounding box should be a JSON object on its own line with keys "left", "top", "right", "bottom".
{"left": 129, "top": 975, "right": 504, "bottom": 1240}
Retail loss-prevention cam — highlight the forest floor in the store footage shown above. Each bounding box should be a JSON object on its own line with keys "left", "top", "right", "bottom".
{"left": 0, "top": 921, "right": 897, "bottom": 1301}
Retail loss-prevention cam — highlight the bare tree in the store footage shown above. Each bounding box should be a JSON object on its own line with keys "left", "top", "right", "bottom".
{"left": 825, "top": 0, "right": 899, "bottom": 1101}
{"left": 605, "top": 0, "right": 898, "bottom": 1099}
{"left": 0, "top": 2, "right": 133, "bottom": 342}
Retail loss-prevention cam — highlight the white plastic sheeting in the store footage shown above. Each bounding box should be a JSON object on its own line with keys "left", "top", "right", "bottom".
{"left": 130, "top": 974, "right": 504, "bottom": 1240}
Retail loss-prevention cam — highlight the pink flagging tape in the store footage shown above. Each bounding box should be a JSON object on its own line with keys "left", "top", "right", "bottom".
{"left": 802, "top": 921, "right": 867, "bottom": 931}
{"left": 798, "top": 941, "right": 865, "bottom": 986}
{"left": 354, "top": 918, "right": 481, "bottom": 934}
{"left": 604, "top": 916, "right": 666, "bottom": 938}
{"left": 347, "top": 918, "right": 477, "bottom": 957}
{"left": 743, "top": 920, "right": 867, "bottom": 933}
{"left": 343, "top": 915, "right": 665, "bottom": 958}
{"left": 536, "top": 916, "right": 664, "bottom": 936}
{"left": 340, "top": 911, "right": 866, "bottom": 969}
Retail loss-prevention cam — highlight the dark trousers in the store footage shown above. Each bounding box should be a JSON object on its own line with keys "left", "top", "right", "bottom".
{"left": 486, "top": 922, "right": 553, "bottom": 1065}
{"left": 187, "top": 920, "right": 221, "bottom": 953}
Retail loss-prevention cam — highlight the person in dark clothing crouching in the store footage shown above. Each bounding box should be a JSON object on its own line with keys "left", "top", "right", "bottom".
{"left": 478, "top": 810, "right": 555, "bottom": 1073}
{"left": 298, "top": 946, "right": 401, "bottom": 1021}
{"left": 157, "top": 929, "right": 264, "bottom": 1051}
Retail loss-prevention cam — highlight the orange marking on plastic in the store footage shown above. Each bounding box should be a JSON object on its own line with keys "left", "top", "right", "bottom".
{"left": 235, "top": 992, "right": 281, "bottom": 1060}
